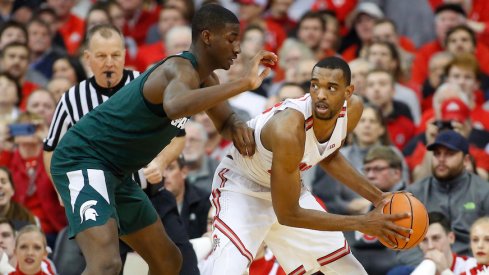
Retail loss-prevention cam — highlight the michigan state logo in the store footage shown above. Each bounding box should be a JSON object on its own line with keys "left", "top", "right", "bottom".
{"left": 80, "top": 200, "right": 99, "bottom": 223}
{"left": 171, "top": 117, "right": 188, "bottom": 129}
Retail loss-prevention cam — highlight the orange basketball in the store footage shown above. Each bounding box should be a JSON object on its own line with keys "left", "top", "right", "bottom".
{"left": 379, "top": 193, "right": 429, "bottom": 250}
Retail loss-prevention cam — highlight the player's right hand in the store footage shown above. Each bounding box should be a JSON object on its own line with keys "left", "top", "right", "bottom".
{"left": 359, "top": 200, "right": 412, "bottom": 249}
{"left": 243, "top": 50, "right": 278, "bottom": 90}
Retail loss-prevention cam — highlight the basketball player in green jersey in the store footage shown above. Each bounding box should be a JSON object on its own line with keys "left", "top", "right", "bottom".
{"left": 50, "top": 4, "right": 277, "bottom": 275}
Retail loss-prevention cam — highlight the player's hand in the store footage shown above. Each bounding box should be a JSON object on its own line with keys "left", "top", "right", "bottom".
{"left": 360, "top": 200, "right": 412, "bottom": 249}
{"left": 425, "top": 250, "right": 450, "bottom": 273}
{"left": 230, "top": 119, "right": 255, "bottom": 157}
{"left": 143, "top": 160, "right": 163, "bottom": 184}
{"left": 244, "top": 50, "right": 278, "bottom": 90}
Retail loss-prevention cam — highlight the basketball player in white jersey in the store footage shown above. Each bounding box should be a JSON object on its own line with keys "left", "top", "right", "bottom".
{"left": 201, "top": 57, "right": 412, "bottom": 275}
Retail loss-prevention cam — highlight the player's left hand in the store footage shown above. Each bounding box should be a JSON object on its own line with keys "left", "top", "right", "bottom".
{"left": 143, "top": 160, "right": 163, "bottom": 184}
{"left": 230, "top": 120, "right": 255, "bottom": 157}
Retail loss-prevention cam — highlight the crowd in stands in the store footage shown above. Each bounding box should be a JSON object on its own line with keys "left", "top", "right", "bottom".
{"left": 0, "top": 0, "right": 488, "bottom": 274}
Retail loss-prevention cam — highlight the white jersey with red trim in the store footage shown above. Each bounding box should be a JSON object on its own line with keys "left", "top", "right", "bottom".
{"left": 452, "top": 254, "right": 477, "bottom": 274}
{"left": 228, "top": 94, "right": 348, "bottom": 188}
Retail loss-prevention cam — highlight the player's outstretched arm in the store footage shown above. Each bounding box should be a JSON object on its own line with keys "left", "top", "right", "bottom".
{"left": 162, "top": 50, "right": 277, "bottom": 119}
{"left": 203, "top": 75, "right": 255, "bottom": 157}
{"left": 264, "top": 110, "right": 410, "bottom": 247}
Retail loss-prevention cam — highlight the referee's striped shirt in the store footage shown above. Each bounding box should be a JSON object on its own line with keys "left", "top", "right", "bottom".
{"left": 43, "top": 69, "right": 152, "bottom": 188}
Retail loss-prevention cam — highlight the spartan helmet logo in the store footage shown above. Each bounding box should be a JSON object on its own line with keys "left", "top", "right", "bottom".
{"left": 80, "top": 200, "right": 99, "bottom": 223}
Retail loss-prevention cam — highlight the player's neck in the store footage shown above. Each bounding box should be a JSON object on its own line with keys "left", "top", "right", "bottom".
{"left": 188, "top": 46, "right": 216, "bottom": 80}
{"left": 312, "top": 115, "right": 339, "bottom": 143}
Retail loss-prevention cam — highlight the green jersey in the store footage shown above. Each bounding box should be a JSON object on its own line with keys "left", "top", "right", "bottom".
{"left": 51, "top": 52, "right": 197, "bottom": 176}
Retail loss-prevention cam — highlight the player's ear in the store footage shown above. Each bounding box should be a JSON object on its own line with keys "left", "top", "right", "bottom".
{"left": 345, "top": 84, "right": 354, "bottom": 99}
{"left": 201, "top": 30, "right": 212, "bottom": 47}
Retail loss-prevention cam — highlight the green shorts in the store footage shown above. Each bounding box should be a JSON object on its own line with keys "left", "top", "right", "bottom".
{"left": 52, "top": 168, "right": 158, "bottom": 239}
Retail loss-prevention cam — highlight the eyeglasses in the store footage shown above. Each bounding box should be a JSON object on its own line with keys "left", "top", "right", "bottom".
{"left": 363, "top": 166, "right": 391, "bottom": 174}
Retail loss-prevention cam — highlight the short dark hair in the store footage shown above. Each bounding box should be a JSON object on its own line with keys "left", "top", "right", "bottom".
{"left": 428, "top": 212, "right": 451, "bottom": 234}
{"left": 445, "top": 24, "right": 476, "bottom": 48}
{"left": 0, "top": 41, "right": 29, "bottom": 58}
{"left": 191, "top": 4, "right": 239, "bottom": 43}
{"left": 298, "top": 11, "right": 326, "bottom": 32}
{"left": 368, "top": 41, "right": 402, "bottom": 80}
{"left": 364, "top": 145, "right": 402, "bottom": 170}
{"left": 0, "top": 21, "right": 28, "bottom": 43}
{"left": 313, "top": 56, "right": 351, "bottom": 85}
{"left": 0, "top": 217, "right": 15, "bottom": 235}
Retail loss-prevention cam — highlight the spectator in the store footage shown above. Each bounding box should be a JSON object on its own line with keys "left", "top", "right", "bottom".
{"left": 365, "top": 40, "right": 421, "bottom": 124}
{"left": 0, "top": 21, "right": 27, "bottom": 50}
{"left": 8, "top": 112, "right": 67, "bottom": 250}
{"left": 25, "top": 89, "right": 56, "bottom": 127}
{"left": 26, "top": 18, "right": 65, "bottom": 80}
{"left": 318, "top": 10, "right": 341, "bottom": 57}
{"left": 420, "top": 51, "right": 454, "bottom": 112}
{"left": 11, "top": 225, "right": 56, "bottom": 275}
{"left": 0, "top": 218, "right": 17, "bottom": 272}
{"left": 163, "top": 156, "right": 211, "bottom": 239}
{"left": 410, "top": 3, "right": 467, "bottom": 89}
{"left": 0, "top": 42, "right": 46, "bottom": 108}
{"left": 51, "top": 56, "right": 87, "bottom": 87}
{"left": 364, "top": 69, "right": 415, "bottom": 149}
{"left": 349, "top": 58, "right": 372, "bottom": 97}
{"left": 400, "top": 130, "right": 489, "bottom": 266}
{"left": 263, "top": 0, "right": 296, "bottom": 34}
{"left": 404, "top": 212, "right": 477, "bottom": 275}
{"left": 406, "top": 96, "right": 489, "bottom": 181}
{"left": 45, "top": 0, "right": 84, "bottom": 55}
{"left": 345, "top": 145, "right": 407, "bottom": 275}
{"left": 463, "top": 217, "right": 489, "bottom": 274}
{"left": 145, "top": 5, "right": 188, "bottom": 45}
{"left": 118, "top": 0, "right": 159, "bottom": 47}
{"left": 183, "top": 120, "right": 219, "bottom": 193}
{"left": 0, "top": 73, "right": 20, "bottom": 125}
{"left": 0, "top": 168, "right": 36, "bottom": 230}
{"left": 136, "top": 25, "right": 192, "bottom": 71}
{"left": 296, "top": 11, "right": 326, "bottom": 60}
{"left": 341, "top": 2, "right": 384, "bottom": 61}
{"left": 45, "top": 77, "right": 71, "bottom": 103}
{"left": 275, "top": 38, "right": 314, "bottom": 83}
{"left": 372, "top": 18, "right": 415, "bottom": 82}
{"left": 235, "top": 0, "right": 286, "bottom": 53}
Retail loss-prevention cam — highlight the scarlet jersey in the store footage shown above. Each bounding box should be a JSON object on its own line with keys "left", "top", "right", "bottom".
{"left": 228, "top": 94, "right": 348, "bottom": 188}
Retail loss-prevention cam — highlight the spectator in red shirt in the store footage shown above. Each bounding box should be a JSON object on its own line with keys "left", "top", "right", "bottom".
{"left": 118, "top": 0, "right": 160, "bottom": 47}
{"left": 7, "top": 112, "right": 67, "bottom": 249}
{"left": 45, "top": 0, "right": 84, "bottom": 55}
{"left": 410, "top": 3, "right": 466, "bottom": 89}
{"left": 364, "top": 69, "right": 416, "bottom": 150}
{"left": 463, "top": 217, "right": 489, "bottom": 275}
{"left": 235, "top": 0, "right": 287, "bottom": 53}
{"left": 263, "top": 0, "right": 296, "bottom": 34}
{"left": 444, "top": 24, "right": 489, "bottom": 78}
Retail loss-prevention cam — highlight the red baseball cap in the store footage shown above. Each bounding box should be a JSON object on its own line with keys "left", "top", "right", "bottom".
{"left": 440, "top": 98, "right": 471, "bottom": 122}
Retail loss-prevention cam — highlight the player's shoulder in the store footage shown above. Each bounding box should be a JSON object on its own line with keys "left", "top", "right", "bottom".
{"left": 266, "top": 107, "right": 305, "bottom": 136}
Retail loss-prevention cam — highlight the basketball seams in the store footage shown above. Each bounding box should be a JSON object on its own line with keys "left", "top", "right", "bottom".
{"left": 389, "top": 194, "right": 398, "bottom": 248}
{"left": 400, "top": 193, "right": 414, "bottom": 249}
{"left": 407, "top": 207, "right": 429, "bottom": 249}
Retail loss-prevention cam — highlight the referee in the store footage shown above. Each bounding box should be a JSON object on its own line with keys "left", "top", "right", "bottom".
{"left": 43, "top": 24, "right": 198, "bottom": 275}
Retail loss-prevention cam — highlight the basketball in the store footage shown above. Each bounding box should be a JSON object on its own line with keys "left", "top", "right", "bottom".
{"left": 379, "top": 193, "right": 429, "bottom": 250}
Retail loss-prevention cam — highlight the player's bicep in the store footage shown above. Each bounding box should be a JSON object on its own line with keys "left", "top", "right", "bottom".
{"left": 268, "top": 121, "right": 304, "bottom": 223}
